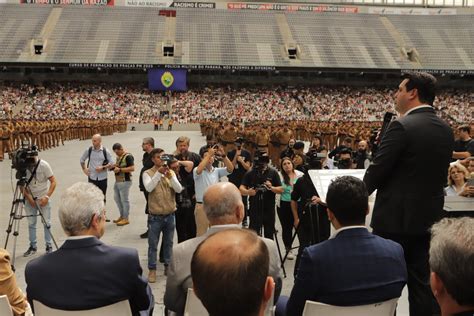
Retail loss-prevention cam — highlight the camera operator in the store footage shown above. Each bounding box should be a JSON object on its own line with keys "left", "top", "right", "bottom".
{"left": 329, "top": 137, "right": 352, "bottom": 160}
{"left": 280, "top": 138, "right": 296, "bottom": 160}
{"left": 194, "top": 144, "right": 233, "bottom": 236}
{"left": 227, "top": 138, "right": 252, "bottom": 227}
{"left": 240, "top": 151, "right": 283, "bottom": 240}
{"left": 22, "top": 151, "right": 57, "bottom": 257}
{"left": 354, "top": 140, "right": 371, "bottom": 169}
{"left": 291, "top": 158, "right": 330, "bottom": 277}
{"left": 335, "top": 148, "right": 354, "bottom": 170}
{"left": 306, "top": 135, "right": 323, "bottom": 155}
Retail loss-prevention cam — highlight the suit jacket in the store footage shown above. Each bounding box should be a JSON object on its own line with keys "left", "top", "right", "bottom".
{"left": 364, "top": 107, "right": 454, "bottom": 235}
{"left": 164, "top": 224, "right": 283, "bottom": 315}
{"left": 25, "top": 237, "right": 151, "bottom": 315}
{"left": 286, "top": 228, "right": 407, "bottom": 316}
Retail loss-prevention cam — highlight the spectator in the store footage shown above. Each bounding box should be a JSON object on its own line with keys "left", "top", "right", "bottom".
{"left": 164, "top": 182, "right": 282, "bottom": 315}
{"left": 25, "top": 182, "right": 153, "bottom": 315}
{"left": 278, "top": 176, "right": 407, "bottom": 316}
{"left": 191, "top": 229, "right": 275, "bottom": 316}
{"left": 277, "top": 157, "right": 303, "bottom": 260}
{"left": 445, "top": 163, "right": 473, "bottom": 197}
{"left": 429, "top": 217, "right": 474, "bottom": 316}
{"left": 452, "top": 125, "right": 474, "bottom": 161}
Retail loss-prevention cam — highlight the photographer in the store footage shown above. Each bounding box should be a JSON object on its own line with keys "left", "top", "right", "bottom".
{"left": 280, "top": 138, "right": 295, "bottom": 160}
{"left": 193, "top": 144, "right": 233, "bottom": 236}
{"left": 240, "top": 151, "right": 283, "bottom": 240}
{"left": 169, "top": 157, "right": 195, "bottom": 242}
{"left": 354, "top": 140, "right": 371, "bottom": 169}
{"left": 79, "top": 134, "right": 113, "bottom": 201}
{"left": 175, "top": 136, "right": 201, "bottom": 239}
{"left": 291, "top": 158, "right": 330, "bottom": 277}
{"left": 335, "top": 148, "right": 354, "bottom": 170}
{"left": 143, "top": 149, "right": 183, "bottom": 282}
{"left": 227, "top": 138, "right": 252, "bottom": 226}
{"left": 22, "top": 152, "right": 56, "bottom": 257}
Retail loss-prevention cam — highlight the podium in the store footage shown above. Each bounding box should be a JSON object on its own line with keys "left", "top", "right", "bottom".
{"left": 444, "top": 196, "right": 474, "bottom": 218}
{"left": 307, "top": 170, "right": 375, "bottom": 234}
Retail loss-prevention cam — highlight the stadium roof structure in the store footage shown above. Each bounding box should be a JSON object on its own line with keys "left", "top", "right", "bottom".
{"left": 0, "top": 4, "right": 472, "bottom": 73}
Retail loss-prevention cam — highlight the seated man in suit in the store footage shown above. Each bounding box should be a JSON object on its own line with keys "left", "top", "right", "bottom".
{"left": 429, "top": 217, "right": 474, "bottom": 316}
{"left": 191, "top": 229, "right": 275, "bottom": 316}
{"left": 164, "top": 182, "right": 283, "bottom": 315}
{"left": 25, "top": 182, "right": 153, "bottom": 315}
{"left": 278, "top": 176, "right": 407, "bottom": 316}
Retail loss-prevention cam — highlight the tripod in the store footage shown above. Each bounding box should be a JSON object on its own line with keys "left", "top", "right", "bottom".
{"left": 253, "top": 189, "right": 287, "bottom": 278}
{"left": 281, "top": 200, "right": 323, "bottom": 267}
{"left": 4, "top": 178, "right": 58, "bottom": 270}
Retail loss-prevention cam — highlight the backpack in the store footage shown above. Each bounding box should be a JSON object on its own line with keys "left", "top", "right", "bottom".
{"left": 87, "top": 146, "right": 108, "bottom": 168}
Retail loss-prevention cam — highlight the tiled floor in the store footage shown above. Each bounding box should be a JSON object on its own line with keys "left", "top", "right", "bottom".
{"left": 0, "top": 126, "right": 409, "bottom": 315}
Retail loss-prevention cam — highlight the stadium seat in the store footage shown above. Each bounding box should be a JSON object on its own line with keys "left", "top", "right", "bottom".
{"left": 302, "top": 297, "right": 399, "bottom": 316}
{"left": 183, "top": 287, "right": 276, "bottom": 316}
{"left": 32, "top": 299, "right": 132, "bottom": 316}
{"left": 0, "top": 295, "right": 13, "bottom": 316}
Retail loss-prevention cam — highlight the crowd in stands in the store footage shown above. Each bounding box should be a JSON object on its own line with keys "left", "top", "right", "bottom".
{"left": 1, "top": 83, "right": 471, "bottom": 125}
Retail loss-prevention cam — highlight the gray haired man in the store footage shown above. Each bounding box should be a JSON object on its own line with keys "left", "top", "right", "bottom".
{"left": 429, "top": 217, "right": 474, "bottom": 316}
{"left": 25, "top": 182, "right": 153, "bottom": 315}
{"left": 164, "top": 182, "right": 283, "bottom": 315}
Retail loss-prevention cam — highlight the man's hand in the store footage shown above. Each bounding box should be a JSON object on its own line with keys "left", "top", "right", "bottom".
{"left": 83, "top": 168, "right": 90, "bottom": 177}
{"left": 38, "top": 196, "right": 49, "bottom": 207}
{"left": 293, "top": 217, "right": 300, "bottom": 228}
{"left": 264, "top": 180, "right": 273, "bottom": 190}
{"left": 460, "top": 185, "right": 474, "bottom": 197}
{"left": 95, "top": 165, "right": 103, "bottom": 172}
{"left": 114, "top": 167, "right": 121, "bottom": 174}
{"left": 248, "top": 188, "right": 257, "bottom": 197}
{"left": 237, "top": 156, "right": 245, "bottom": 163}
{"left": 311, "top": 196, "right": 321, "bottom": 205}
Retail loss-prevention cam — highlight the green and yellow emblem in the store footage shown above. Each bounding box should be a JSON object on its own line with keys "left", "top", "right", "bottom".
{"left": 161, "top": 71, "right": 174, "bottom": 88}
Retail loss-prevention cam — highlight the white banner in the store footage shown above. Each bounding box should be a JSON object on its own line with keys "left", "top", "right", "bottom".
{"left": 125, "top": 0, "right": 172, "bottom": 7}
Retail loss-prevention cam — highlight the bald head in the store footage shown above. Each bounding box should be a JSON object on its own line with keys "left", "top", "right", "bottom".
{"left": 191, "top": 229, "right": 271, "bottom": 316}
{"left": 92, "top": 134, "right": 102, "bottom": 149}
{"left": 203, "top": 182, "right": 244, "bottom": 225}
{"left": 358, "top": 140, "right": 368, "bottom": 151}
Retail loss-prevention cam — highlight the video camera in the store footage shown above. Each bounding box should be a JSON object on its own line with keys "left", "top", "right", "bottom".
{"left": 11, "top": 140, "right": 38, "bottom": 180}
{"left": 160, "top": 154, "right": 177, "bottom": 167}
{"left": 253, "top": 151, "right": 270, "bottom": 171}
{"left": 305, "top": 149, "right": 326, "bottom": 170}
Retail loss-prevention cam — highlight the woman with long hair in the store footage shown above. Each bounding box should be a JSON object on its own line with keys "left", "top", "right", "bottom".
{"left": 278, "top": 157, "right": 304, "bottom": 260}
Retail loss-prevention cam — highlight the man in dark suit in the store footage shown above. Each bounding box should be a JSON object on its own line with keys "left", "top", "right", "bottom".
{"left": 25, "top": 182, "right": 153, "bottom": 315}
{"left": 364, "top": 72, "right": 454, "bottom": 315}
{"left": 278, "top": 176, "right": 407, "bottom": 316}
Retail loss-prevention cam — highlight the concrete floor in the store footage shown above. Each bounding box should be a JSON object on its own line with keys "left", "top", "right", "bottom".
{"left": 0, "top": 127, "right": 409, "bottom": 315}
